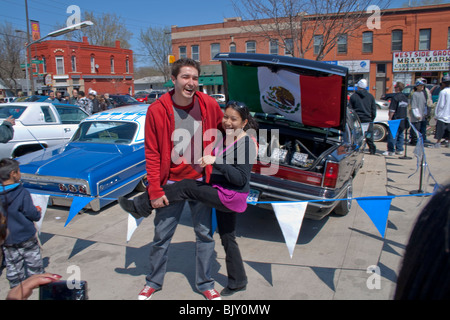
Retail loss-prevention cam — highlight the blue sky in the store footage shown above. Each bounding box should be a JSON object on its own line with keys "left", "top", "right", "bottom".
{"left": 0, "top": 0, "right": 444, "bottom": 67}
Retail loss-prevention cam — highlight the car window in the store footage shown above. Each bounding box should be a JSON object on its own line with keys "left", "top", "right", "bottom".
{"left": 0, "top": 105, "right": 27, "bottom": 119}
{"left": 41, "top": 106, "right": 57, "bottom": 123}
{"left": 55, "top": 106, "right": 88, "bottom": 124}
{"left": 72, "top": 121, "right": 137, "bottom": 144}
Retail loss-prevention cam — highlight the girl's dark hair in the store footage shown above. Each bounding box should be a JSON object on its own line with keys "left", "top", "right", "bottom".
{"left": 171, "top": 58, "right": 201, "bottom": 78}
{"left": 0, "top": 158, "right": 19, "bottom": 183}
{"left": 225, "top": 100, "right": 259, "bottom": 131}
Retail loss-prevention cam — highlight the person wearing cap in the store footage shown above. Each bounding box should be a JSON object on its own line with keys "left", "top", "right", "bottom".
{"left": 409, "top": 80, "right": 428, "bottom": 145}
{"left": 349, "top": 79, "right": 377, "bottom": 154}
{"left": 88, "top": 90, "right": 100, "bottom": 114}
{"left": 430, "top": 75, "right": 450, "bottom": 148}
{"left": 383, "top": 82, "right": 408, "bottom": 156}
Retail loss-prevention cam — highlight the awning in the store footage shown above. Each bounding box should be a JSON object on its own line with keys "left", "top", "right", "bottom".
{"left": 163, "top": 76, "right": 223, "bottom": 87}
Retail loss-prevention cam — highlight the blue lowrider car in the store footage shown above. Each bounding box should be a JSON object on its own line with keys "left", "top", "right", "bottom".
{"left": 17, "top": 104, "right": 149, "bottom": 212}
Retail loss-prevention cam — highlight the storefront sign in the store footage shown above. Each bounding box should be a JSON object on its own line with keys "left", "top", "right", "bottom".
{"left": 324, "top": 60, "right": 370, "bottom": 73}
{"left": 393, "top": 50, "right": 450, "bottom": 72}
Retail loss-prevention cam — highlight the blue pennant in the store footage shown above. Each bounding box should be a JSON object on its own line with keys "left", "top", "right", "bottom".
{"left": 388, "top": 119, "right": 401, "bottom": 139}
{"left": 211, "top": 208, "right": 217, "bottom": 235}
{"left": 356, "top": 196, "right": 393, "bottom": 238}
{"left": 64, "top": 197, "right": 94, "bottom": 227}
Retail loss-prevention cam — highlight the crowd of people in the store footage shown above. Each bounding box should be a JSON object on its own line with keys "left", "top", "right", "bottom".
{"left": 47, "top": 89, "right": 113, "bottom": 115}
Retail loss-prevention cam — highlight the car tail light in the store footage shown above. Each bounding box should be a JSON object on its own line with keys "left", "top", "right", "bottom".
{"left": 323, "top": 161, "right": 339, "bottom": 188}
{"left": 59, "top": 184, "right": 68, "bottom": 192}
{"left": 78, "top": 185, "right": 87, "bottom": 194}
{"left": 68, "top": 185, "right": 77, "bottom": 193}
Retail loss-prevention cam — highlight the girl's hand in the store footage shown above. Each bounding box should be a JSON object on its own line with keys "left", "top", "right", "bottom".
{"left": 198, "top": 155, "right": 216, "bottom": 167}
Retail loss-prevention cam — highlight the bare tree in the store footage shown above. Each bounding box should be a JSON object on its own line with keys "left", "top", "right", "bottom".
{"left": 232, "top": 0, "right": 391, "bottom": 60}
{"left": 0, "top": 22, "right": 25, "bottom": 95}
{"left": 56, "top": 12, "right": 133, "bottom": 48}
{"left": 138, "top": 26, "right": 172, "bottom": 81}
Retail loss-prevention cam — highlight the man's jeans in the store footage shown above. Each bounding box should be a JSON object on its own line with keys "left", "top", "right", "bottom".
{"left": 145, "top": 200, "right": 215, "bottom": 292}
{"left": 387, "top": 128, "right": 405, "bottom": 152}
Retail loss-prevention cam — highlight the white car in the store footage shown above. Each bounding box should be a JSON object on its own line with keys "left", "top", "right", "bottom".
{"left": 373, "top": 107, "right": 390, "bottom": 142}
{"left": 0, "top": 102, "right": 89, "bottom": 158}
{"left": 210, "top": 93, "right": 225, "bottom": 103}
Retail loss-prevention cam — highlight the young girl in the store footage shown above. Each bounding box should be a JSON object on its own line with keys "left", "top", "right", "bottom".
{"left": 119, "top": 100, "right": 258, "bottom": 296}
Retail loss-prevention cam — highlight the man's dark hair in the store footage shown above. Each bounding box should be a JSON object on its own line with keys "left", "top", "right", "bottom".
{"left": 0, "top": 158, "right": 19, "bottom": 183}
{"left": 171, "top": 58, "right": 201, "bottom": 78}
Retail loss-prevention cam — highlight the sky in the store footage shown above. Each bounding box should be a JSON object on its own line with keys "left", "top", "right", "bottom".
{"left": 0, "top": 0, "right": 446, "bottom": 67}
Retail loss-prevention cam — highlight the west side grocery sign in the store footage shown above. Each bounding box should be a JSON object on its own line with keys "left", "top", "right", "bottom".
{"left": 393, "top": 50, "right": 450, "bottom": 72}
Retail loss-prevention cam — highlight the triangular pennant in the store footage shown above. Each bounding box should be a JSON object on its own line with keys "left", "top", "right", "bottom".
{"left": 211, "top": 208, "right": 217, "bottom": 235}
{"left": 271, "top": 202, "right": 307, "bottom": 258}
{"left": 127, "top": 214, "right": 144, "bottom": 242}
{"left": 356, "top": 197, "right": 393, "bottom": 238}
{"left": 387, "top": 119, "right": 401, "bottom": 139}
{"left": 31, "top": 194, "right": 49, "bottom": 234}
{"left": 64, "top": 196, "right": 94, "bottom": 227}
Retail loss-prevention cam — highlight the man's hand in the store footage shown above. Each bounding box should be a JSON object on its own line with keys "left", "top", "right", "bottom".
{"left": 151, "top": 195, "right": 169, "bottom": 208}
{"left": 4, "top": 116, "right": 15, "bottom": 126}
{"left": 6, "top": 273, "right": 62, "bottom": 300}
{"left": 199, "top": 155, "right": 216, "bottom": 167}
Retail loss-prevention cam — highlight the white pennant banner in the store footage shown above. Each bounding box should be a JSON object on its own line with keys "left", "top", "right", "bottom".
{"left": 31, "top": 193, "right": 49, "bottom": 234}
{"left": 271, "top": 202, "right": 308, "bottom": 258}
{"left": 127, "top": 214, "right": 144, "bottom": 242}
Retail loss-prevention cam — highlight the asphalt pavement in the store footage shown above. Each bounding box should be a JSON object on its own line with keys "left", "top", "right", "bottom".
{"left": 1, "top": 140, "right": 449, "bottom": 302}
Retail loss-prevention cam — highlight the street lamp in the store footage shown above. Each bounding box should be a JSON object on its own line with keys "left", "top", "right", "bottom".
{"left": 23, "top": 21, "right": 93, "bottom": 95}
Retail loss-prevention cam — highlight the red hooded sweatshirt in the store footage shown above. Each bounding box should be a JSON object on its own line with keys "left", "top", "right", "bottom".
{"left": 144, "top": 90, "right": 223, "bottom": 200}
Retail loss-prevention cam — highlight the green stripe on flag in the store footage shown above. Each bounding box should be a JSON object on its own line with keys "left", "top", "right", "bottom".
{"left": 226, "top": 64, "right": 263, "bottom": 113}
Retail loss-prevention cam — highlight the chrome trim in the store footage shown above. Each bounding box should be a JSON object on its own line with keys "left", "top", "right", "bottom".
{"left": 96, "top": 160, "right": 146, "bottom": 195}
{"left": 21, "top": 173, "right": 91, "bottom": 194}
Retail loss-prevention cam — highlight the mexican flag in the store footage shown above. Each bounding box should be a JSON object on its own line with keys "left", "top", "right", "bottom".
{"left": 225, "top": 64, "right": 343, "bottom": 128}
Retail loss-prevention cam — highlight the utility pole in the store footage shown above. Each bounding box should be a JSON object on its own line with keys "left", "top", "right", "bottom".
{"left": 25, "top": 0, "right": 35, "bottom": 95}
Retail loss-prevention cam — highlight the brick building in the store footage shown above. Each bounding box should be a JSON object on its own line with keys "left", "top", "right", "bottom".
{"left": 171, "top": 4, "right": 450, "bottom": 99}
{"left": 30, "top": 36, "right": 134, "bottom": 95}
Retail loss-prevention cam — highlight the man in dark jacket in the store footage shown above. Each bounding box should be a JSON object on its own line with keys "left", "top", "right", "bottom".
{"left": 383, "top": 82, "right": 408, "bottom": 156}
{"left": 0, "top": 116, "right": 15, "bottom": 143}
{"left": 350, "top": 79, "right": 377, "bottom": 154}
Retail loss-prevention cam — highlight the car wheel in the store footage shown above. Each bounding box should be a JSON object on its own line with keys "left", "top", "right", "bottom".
{"left": 373, "top": 123, "right": 387, "bottom": 142}
{"left": 135, "top": 176, "right": 148, "bottom": 192}
{"left": 333, "top": 179, "right": 353, "bottom": 216}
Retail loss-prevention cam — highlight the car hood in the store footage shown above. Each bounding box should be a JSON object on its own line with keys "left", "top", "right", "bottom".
{"left": 214, "top": 53, "right": 348, "bottom": 130}
{"left": 18, "top": 143, "right": 137, "bottom": 179}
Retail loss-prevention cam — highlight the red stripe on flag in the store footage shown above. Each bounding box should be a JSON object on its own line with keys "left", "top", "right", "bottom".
{"left": 300, "top": 75, "right": 343, "bottom": 128}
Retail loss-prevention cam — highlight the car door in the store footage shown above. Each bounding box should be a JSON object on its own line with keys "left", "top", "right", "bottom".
{"left": 54, "top": 105, "right": 89, "bottom": 140}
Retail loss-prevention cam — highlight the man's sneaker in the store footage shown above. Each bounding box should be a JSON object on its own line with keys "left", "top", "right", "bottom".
{"left": 138, "top": 285, "right": 158, "bottom": 300}
{"left": 395, "top": 151, "right": 404, "bottom": 156}
{"left": 202, "top": 289, "right": 221, "bottom": 300}
{"left": 382, "top": 151, "right": 394, "bottom": 156}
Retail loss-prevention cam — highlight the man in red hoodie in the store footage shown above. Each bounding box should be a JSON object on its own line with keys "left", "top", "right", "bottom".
{"left": 137, "top": 58, "right": 224, "bottom": 300}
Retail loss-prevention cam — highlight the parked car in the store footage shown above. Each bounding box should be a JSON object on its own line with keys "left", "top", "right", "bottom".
{"left": 134, "top": 92, "right": 150, "bottom": 103}
{"left": 108, "top": 94, "right": 142, "bottom": 108}
{"left": 147, "top": 91, "right": 164, "bottom": 103}
{"left": 213, "top": 53, "right": 365, "bottom": 220}
{"left": 373, "top": 107, "right": 390, "bottom": 142}
{"left": 382, "top": 83, "right": 439, "bottom": 103}
{"left": 0, "top": 102, "right": 89, "bottom": 158}
{"left": 17, "top": 105, "right": 149, "bottom": 212}
{"left": 210, "top": 93, "right": 225, "bottom": 103}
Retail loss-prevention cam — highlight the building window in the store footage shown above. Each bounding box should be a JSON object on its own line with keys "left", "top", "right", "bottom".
{"left": 362, "top": 31, "right": 373, "bottom": 53}
{"left": 71, "top": 56, "right": 76, "bottom": 72}
{"left": 448, "top": 27, "right": 450, "bottom": 49}
{"left": 284, "top": 38, "right": 293, "bottom": 56}
{"left": 419, "top": 29, "right": 431, "bottom": 50}
{"left": 55, "top": 56, "right": 64, "bottom": 75}
{"left": 191, "top": 45, "right": 199, "bottom": 61}
{"left": 229, "top": 42, "right": 236, "bottom": 53}
{"left": 179, "top": 46, "right": 187, "bottom": 59}
{"left": 337, "top": 34, "right": 347, "bottom": 54}
{"left": 314, "top": 35, "right": 323, "bottom": 55}
{"left": 126, "top": 57, "right": 129, "bottom": 73}
{"left": 110, "top": 56, "right": 115, "bottom": 73}
{"left": 246, "top": 41, "right": 256, "bottom": 54}
{"left": 270, "top": 40, "right": 278, "bottom": 55}
{"left": 391, "top": 30, "right": 403, "bottom": 51}
{"left": 90, "top": 56, "right": 95, "bottom": 73}
{"left": 210, "top": 43, "right": 220, "bottom": 60}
